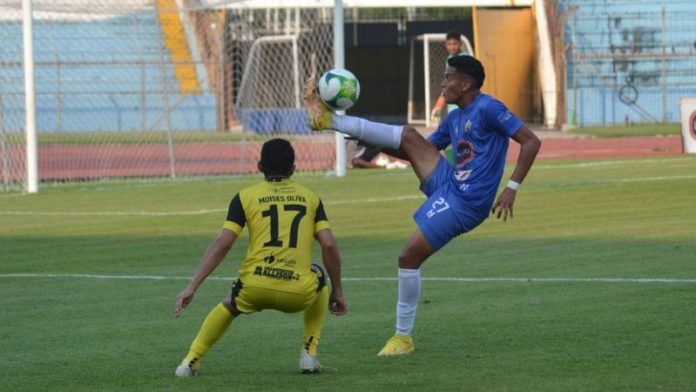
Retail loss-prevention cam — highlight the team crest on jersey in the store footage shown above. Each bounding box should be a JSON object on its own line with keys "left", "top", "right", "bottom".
{"left": 464, "top": 120, "right": 473, "bottom": 132}
{"left": 455, "top": 140, "right": 475, "bottom": 167}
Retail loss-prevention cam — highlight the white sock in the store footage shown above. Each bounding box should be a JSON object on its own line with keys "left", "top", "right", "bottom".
{"left": 395, "top": 268, "right": 421, "bottom": 336}
{"left": 332, "top": 115, "right": 402, "bottom": 149}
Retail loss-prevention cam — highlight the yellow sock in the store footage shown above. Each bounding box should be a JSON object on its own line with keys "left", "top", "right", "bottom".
{"left": 182, "top": 303, "right": 234, "bottom": 369}
{"left": 303, "top": 286, "right": 328, "bottom": 356}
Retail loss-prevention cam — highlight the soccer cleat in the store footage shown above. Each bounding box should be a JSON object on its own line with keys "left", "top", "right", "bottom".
{"left": 298, "top": 349, "right": 323, "bottom": 373}
{"left": 377, "top": 335, "right": 415, "bottom": 356}
{"left": 303, "top": 76, "right": 334, "bottom": 131}
{"left": 174, "top": 358, "right": 200, "bottom": 378}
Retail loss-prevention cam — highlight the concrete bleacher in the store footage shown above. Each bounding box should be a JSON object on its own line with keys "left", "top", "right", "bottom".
{"left": 559, "top": 0, "right": 696, "bottom": 125}
{"left": 0, "top": 9, "right": 216, "bottom": 133}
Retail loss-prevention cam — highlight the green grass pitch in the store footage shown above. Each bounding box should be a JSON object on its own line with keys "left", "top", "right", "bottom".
{"left": 1, "top": 156, "right": 695, "bottom": 391}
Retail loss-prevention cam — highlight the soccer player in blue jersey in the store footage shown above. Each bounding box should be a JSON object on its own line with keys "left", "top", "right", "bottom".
{"left": 305, "top": 54, "right": 541, "bottom": 356}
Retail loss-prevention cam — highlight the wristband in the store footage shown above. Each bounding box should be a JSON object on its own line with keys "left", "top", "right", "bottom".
{"left": 506, "top": 180, "right": 520, "bottom": 191}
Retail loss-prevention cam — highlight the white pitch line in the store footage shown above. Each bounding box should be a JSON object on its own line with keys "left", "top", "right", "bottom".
{"left": 328, "top": 195, "right": 422, "bottom": 205}
{"left": 0, "top": 273, "right": 694, "bottom": 284}
{"left": 615, "top": 174, "right": 696, "bottom": 183}
{"left": 0, "top": 209, "right": 226, "bottom": 217}
{"left": 0, "top": 195, "right": 424, "bottom": 217}
{"left": 1, "top": 170, "right": 694, "bottom": 217}
{"left": 534, "top": 157, "right": 691, "bottom": 169}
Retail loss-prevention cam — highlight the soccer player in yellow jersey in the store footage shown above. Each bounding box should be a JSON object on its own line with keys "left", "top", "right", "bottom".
{"left": 173, "top": 138, "right": 347, "bottom": 377}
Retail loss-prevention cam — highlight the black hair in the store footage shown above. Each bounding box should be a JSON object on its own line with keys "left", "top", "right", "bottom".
{"left": 446, "top": 31, "right": 461, "bottom": 41}
{"left": 260, "top": 138, "right": 295, "bottom": 178}
{"left": 447, "top": 54, "right": 485, "bottom": 89}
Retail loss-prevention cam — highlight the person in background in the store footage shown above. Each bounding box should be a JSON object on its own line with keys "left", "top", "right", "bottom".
{"left": 430, "top": 31, "right": 469, "bottom": 126}
{"left": 351, "top": 141, "right": 408, "bottom": 169}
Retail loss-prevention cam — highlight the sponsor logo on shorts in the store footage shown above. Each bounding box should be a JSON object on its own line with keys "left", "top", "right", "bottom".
{"left": 253, "top": 266, "right": 299, "bottom": 281}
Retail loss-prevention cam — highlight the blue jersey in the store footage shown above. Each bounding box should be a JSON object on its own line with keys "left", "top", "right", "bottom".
{"left": 427, "top": 93, "right": 523, "bottom": 212}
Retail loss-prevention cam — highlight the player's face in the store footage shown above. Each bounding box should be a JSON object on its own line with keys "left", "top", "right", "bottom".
{"left": 440, "top": 67, "right": 472, "bottom": 105}
{"left": 445, "top": 38, "right": 462, "bottom": 55}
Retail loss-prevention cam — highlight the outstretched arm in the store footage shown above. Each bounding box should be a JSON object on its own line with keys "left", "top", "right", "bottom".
{"left": 174, "top": 229, "right": 238, "bottom": 316}
{"left": 492, "top": 126, "right": 541, "bottom": 222}
{"left": 316, "top": 229, "right": 347, "bottom": 316}
{"left": 430, "top": 95, "right": 447, "bottom": 124}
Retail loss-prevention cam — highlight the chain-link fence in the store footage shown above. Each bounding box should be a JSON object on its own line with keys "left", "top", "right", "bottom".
{"left": 1, "top": 2, "right": 481, "bottom": 192}
{"left": 0, "top": 0, "right": 336, "bottom": 192}
{"left": 228, "top": 7, "right": 334, "bottom": 135}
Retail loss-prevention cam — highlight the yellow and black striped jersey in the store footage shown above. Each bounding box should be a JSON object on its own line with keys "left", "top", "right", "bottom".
{"left": 223, "top": 179, "right": 330, "bottom": 293}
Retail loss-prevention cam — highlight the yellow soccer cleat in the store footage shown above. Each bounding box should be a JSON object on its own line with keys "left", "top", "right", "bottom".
{"left": 303, "top": 75, "right": 334, "bottom": 131}
{"left": 377, "top": 335, "right": 415, "bottom": 356}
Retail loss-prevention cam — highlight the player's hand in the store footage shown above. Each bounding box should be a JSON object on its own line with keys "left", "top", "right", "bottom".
{"left": 430, "top": 95, "right": 446, "bottom": 125}
{"left": 430, "top": 107, "right": 444, "bottom": 125}
{"left": 329, "top": 289, "right": 347, "bottom": 316}
{"left": 491, "top": 187, "right": 516, "bottom": 222}
{"left": 174, "top": 286, "right": 195, "bottom": 317}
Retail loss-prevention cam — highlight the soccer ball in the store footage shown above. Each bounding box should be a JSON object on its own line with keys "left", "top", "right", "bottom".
{"left": 317, "top": 68, "right": 360, "bottom": 111}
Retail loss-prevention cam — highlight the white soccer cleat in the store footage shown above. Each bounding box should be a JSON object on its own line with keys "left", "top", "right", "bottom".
{"left": 174, "top": 362, "right": 198, "bottom": 378}
{"left": 298, "top": 350, "right": 323, "bottom": 373}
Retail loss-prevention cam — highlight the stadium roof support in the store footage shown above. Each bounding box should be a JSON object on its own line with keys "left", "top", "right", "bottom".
{"left": 535, "top": 0, "right": 557, "bottom": 128}
{"left": 214, "top": 0, "right": 532, "bottom": 10}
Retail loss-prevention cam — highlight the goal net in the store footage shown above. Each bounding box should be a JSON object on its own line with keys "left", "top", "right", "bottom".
{"left": 0, "top": 0, "right": 336, "bottom": 192}
{"left": 407, "top": 33, "right": 473, "bottom": 127}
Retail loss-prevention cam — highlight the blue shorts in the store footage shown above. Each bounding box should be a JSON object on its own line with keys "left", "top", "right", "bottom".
{"left": 413, "top": 158, "right": 487, "bottom": 250}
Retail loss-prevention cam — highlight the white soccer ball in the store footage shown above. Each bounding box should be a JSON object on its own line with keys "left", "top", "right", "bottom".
{"left": 317, "top": 68, "right": 360, "bottom": 111}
